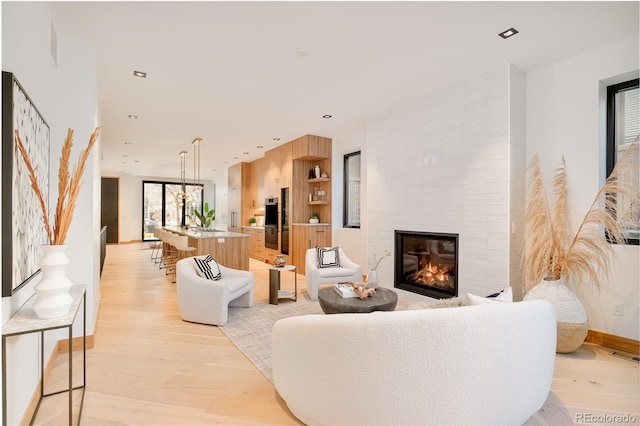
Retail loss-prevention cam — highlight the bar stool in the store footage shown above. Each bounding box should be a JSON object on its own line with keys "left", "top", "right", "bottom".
{"left": 151, "top": 228, "right": 163, "bottom": 262}
{"left": 159, "top": 230, "right": 175, "bottom": 272}
{"left": 170, "top": 235, "right": 196, "bottom": 283}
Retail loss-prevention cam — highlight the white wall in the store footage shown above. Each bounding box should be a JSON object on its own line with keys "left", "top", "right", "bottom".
{"left": 2, "top": 3, "right": 100, "bottom": 423}
{"left": 366, "top": 65, "right": 525, "bottom": 303}
{"left": 331, "top": 121, "right": 368, "bottom": 270}
{"left": 526, "top": 36, "right": 639, "bottom": 340}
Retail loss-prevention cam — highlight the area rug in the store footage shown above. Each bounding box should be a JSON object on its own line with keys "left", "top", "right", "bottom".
{"left": 219, "top": 290, "right": 323, "bottom": 382}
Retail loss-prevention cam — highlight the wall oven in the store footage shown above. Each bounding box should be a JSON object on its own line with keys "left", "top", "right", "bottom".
{"left": 265, "top": 197, "right": 278, "bottom": 250}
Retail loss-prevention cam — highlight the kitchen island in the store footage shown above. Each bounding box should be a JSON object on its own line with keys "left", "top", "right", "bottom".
{"left": 164, "top": 226, "right": 250, "bottom": 271}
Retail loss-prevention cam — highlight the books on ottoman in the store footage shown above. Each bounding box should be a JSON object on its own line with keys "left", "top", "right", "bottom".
{"left": 334, "top": 283, "right": 358, "bottom": 298}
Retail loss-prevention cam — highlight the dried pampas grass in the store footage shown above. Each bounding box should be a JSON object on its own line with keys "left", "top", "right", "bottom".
{"left": 16, "top": 127, "right": 100, "bottom": 245}
{"left": 524, "top": 139, "right": 640, "bottom": 291}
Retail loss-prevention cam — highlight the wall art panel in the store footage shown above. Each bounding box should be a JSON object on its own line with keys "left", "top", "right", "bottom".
{"left": 2, "top": 71, "right": 50, "bottom": 297}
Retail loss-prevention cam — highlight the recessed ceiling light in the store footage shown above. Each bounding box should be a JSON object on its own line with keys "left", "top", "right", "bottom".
{"left": 128, "top": 114, "right": 138, "bottom": 119}
{"left": 233, "top": 156, "right": 239, "bottom": 160}
{"left": 134, "top": 160, "right": 140, "bottom": 163}
{"left": 133, "top": 70, "right": 147, "bottom": 78}
{"left": 322, "top": 114, "right": 332, "bottom": 119}
{"left": 122, "top": 154, "right": 129, "bottom": 157}
{"left": 273, "top": 138, "right": 280, "bottom": 141}
{"left": 243, "top": 152, "right": 249, "bottom": 155}
{"left": 122, "top": 161, "right": 128, "bottom": 164}
{"left": 124, "top": 141, "right": 132, "bottom": 145}
{"left": 257, "top": 145, "right": 264, "bottom": 149}
{"left": 498, "top": 28, "right": 518, "bottom": 39}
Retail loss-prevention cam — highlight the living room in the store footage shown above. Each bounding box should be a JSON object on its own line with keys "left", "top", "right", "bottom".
{"left": 2, "top": 2, "right": 639, "bottom": 425}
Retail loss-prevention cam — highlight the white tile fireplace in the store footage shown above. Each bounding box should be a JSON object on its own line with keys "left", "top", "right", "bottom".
{"left": 367, "top": 64, "right": 526, "bottom": 301}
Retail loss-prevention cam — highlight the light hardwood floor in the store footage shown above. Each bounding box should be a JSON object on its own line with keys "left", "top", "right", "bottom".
{"left": 35, "top": 243, "right": 639, "bottom": 425}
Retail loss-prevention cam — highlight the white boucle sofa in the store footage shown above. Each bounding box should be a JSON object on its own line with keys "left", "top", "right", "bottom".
{"left": 272, "top": 300, "right": 556, "bottom": 426}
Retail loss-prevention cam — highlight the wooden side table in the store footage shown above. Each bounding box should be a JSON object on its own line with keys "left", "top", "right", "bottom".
{"left": 269, "top": 265, "right": 297, "bottom": 305}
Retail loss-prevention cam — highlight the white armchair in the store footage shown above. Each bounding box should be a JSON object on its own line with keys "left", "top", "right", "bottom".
{"left": 176, "top": 256, "right": 254, "bottom": 326}
{"left": 305, "top": 248, "right": 363, "bottom": 300}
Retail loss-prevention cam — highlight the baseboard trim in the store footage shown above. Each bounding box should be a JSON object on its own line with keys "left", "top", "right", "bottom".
{"left": 118, "top": 240, "right": 142, "bottom": 244}
{"left": 57, "top": 334, "right": 95, "bottom": 353}
{"left": 585, "top": 330, "right": 639, "bottom": 355}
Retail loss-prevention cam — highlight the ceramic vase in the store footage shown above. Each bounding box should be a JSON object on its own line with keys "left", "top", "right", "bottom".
{"left": 524, "top": 277, "right": 588, "bottom": 353}
{"left": 365, "top": 269, "right": 378, "bottom": 289}
{"left": 33, "top": 245, "right": 73, "bottom": 319}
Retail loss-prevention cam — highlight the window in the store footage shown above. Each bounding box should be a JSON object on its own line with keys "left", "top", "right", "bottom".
{"left": 343, "top": 151, "right": 361, "bottom": 228}
{"left": 606, "top": 79, "right": 639, "bottom": 245}
{"left": 142, "top": 181, "right": 203, "bottom": 241}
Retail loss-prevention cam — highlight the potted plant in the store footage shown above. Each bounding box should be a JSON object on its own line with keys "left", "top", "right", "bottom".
{"left": 524, "top": 141, "right": 639, "bottom": 353}
{"left": 309, "top": 213, "right": 320, "bottom": 224}
{"left": 249, "top": 217, "right": 257, "bottom": 227}
{"left": 194, "top": 202, "right": 216, "bottom": 229}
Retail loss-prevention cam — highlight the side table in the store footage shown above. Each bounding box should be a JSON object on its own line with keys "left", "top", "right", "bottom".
{"left": 2, "top": 285, "right": 86, "bottom": 425}
{"left": 269, "top": 265, "right": 297, "bottom": 305}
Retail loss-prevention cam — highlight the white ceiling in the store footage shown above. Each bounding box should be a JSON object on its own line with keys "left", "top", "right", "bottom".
{"left": 53, "top": 1, "right": 639, "bottom": 182}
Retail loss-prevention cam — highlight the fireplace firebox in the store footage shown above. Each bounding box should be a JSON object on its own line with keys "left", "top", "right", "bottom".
{"left": 394, "top": 230, "right": 458, "bottom": 299}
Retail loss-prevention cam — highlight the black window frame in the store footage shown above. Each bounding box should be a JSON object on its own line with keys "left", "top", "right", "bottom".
{"left": 605, "top": 78, "right": 639, "bottom": 245}
{"left": 142, "top": 180, "right": 204, "bottom": 241}
{"left": 343, "top": 151, "right": 361, "bottom": 229}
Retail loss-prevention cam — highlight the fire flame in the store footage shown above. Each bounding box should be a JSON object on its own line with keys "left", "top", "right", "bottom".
{"left": 410, "top": 263, "right": 454, "bottom": 289}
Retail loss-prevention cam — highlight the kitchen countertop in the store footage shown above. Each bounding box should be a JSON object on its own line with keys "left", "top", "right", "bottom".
{"left": 292, "top": 223, "right": 332, "bottom": 226}
{"left": 241, "top": 226, "right": 265, "bottom": 230}
{"left": 164, "top": 226, "right": 248, "bottom": 238}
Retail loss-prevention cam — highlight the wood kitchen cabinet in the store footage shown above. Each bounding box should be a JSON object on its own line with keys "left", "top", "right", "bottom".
{"left": 242, "top": 227, "right": 265, "bottom": 261}
{"left": 228, "top": 162, "right": 252, "bottom": 233}
{"left": 291, "top": 224, "right": 331, "bottom": 275}
{"left": 235, "top": 134, "right": 332, "bottom": 274}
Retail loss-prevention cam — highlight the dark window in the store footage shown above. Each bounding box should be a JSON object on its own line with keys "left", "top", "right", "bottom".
{"left": 343, "top": 151, "right": 361, "bottom": 228}
{"left": 606, "top": 79, "right": 639, "bottom": 245}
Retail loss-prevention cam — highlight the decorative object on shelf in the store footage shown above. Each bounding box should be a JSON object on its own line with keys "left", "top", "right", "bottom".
{"left": 274, "top": 255, "right": 286, "bottom": 268}
{"left": 321, "top": 172, "right": 328, "bottom": 178}
{"left": 315, "top": 164, "right": 321, "bottom": 179}
{"left": 33, "top": 244, "right": 74, "bottom": 318}
{"left": 308, "top": 191, "right": 312, "bottom": 202}
{"left": 16, "top": 127, "right": 100, "bottom": 318}
{"left": 309, "top": 168, "right": 315, "bottom": 179}
{"left": 365, "top": 250, "right": 391, "bottom": 289}
{"left": 194, "top": 201, "right": 216, "bottom": 229}
{"left": 249, "top": 217, "right": 257, "bottom": 227}
{"left": 524, "top": 140, "right": 639, "bottom": 353}
{"left": 309, "top": 213, "right": 320, "bottom": 224}
{"left": 346, "top": 281, "right": 376, "bottom": 300}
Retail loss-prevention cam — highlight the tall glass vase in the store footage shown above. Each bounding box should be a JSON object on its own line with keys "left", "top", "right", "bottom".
{"left": 33, "top": 245, "right": 73, "bottom": 319}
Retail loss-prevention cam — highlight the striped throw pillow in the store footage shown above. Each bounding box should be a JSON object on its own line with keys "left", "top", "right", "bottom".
{"left": 194, "top": 255, "right": 222, "bottom": 280}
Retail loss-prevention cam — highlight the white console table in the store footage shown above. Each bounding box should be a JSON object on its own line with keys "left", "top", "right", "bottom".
{"left": 2, "top": 285, "right": 86, "bottom": 425}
